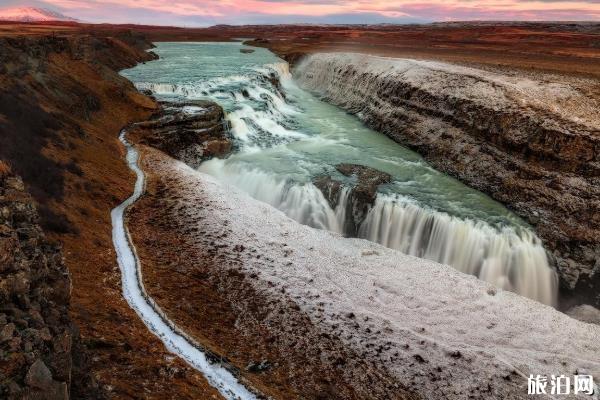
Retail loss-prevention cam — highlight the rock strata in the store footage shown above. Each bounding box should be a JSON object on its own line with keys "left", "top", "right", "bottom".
{"left": 128, "top": 101, "right": 232, "bottom": 168}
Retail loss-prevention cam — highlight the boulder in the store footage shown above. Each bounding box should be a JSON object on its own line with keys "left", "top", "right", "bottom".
{"left": 315, "top": 164, "right": 391, "bottom": 235}
{"left": 128, "top": 100, "right": 232, "bottom": 168}
{"left": 25, "top": 359, "right": 53, "bottom": 390}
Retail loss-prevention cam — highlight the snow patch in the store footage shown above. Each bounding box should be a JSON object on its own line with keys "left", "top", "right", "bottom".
{"left": 0, "top": 7, "right": 77, "bottom": 22}
{"left": 295, "top": 53, "right": 599, "bottom": 129}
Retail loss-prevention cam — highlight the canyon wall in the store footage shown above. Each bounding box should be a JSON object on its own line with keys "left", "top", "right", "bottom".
{"left": 0, "top": 162, "right": 96, "bottom": 399}
{"left": 0, "top": 28, "right": 225, "bottom": 397}
{"left": 293, "top": 53, "right": 600, "bottom": 307}
{"left": 0, "top": 30, "right": 160, "bottom": 399}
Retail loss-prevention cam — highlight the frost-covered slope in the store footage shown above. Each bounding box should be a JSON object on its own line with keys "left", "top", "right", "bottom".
{"left": 0, "top": 7, "right": 77, "bottom": 22}
{"left": 295, "top": 53, "right": 598, "bottom": 129}
{"left": 149, "top": 151, "right": 600, "bottom": 400}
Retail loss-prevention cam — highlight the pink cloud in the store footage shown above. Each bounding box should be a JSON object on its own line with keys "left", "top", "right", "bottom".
{"left": 6, "top": 0, "right": 600, "bottom": 24}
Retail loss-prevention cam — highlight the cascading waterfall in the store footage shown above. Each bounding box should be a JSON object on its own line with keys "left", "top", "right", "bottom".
{"left": 199, "top": 160, "right": 343, "bottom": 232}
{"left": 122, "top": 42, "right": 558, "bottom": 306}
{"left": 200, "top": 159, "right": 557, "bottom": 306}
{"left": 358, "top": 195, "right": 557, "bottom": 305}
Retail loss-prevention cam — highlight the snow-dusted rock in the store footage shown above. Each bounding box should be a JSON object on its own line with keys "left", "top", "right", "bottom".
{"left": 155, "top": 153, "right": 600, "bottom": 400}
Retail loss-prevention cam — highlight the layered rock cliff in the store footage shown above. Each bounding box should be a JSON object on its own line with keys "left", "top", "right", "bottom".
{"left": 128, "top": 100, "right": 232, "bottom": 168}
{"left": 294, "top": 53, "right": 600, "bottom": 307}
{"left": 0, "top": 162, "right": 89, "bottom": 399}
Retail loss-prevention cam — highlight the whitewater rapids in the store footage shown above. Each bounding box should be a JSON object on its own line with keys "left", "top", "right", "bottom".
{"left": 122, "top": 42, "right": 558, "bottom": 306}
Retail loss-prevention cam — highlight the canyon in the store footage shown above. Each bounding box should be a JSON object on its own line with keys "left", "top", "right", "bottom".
{"left": 118, "top": 40, "right": 600, "bottom": 399}
{"left": 292, "top": 52, "right": 600, "bottom": 308}
{"left": 0, "top": 20, "right": 599, "bottom": 399}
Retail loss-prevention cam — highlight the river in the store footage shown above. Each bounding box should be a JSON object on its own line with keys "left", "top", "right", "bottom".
{"left": 121, "top": 42, "right": 557, "bottom": 306}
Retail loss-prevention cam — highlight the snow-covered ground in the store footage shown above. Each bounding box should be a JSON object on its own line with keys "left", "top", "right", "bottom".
{"left": 0, "top": 7, "right": 77, "bottom": 22}
{"left": 295, "top": 53, "right": 599, "bottom": 129}
{"left": 149, "top": 152, "right": 600, "bottom": 399}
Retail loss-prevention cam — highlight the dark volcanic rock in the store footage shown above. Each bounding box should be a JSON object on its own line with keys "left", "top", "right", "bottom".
{"left": 337, "top": 163, "right": 392, "bottom": 208}
{"left": 0, "top": 163, "right": 95, "bottom": 399}
{"left": 128, "top": 100, "right": 232, "bottom": 167}
{"left": 315, "top": 164, "right": 391, "bottom": 235}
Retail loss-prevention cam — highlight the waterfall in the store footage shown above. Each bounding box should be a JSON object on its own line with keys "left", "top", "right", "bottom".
{"left": 199, "top": 161, "right": 344, "bottom": 232}
{"left": 135, "top": 62, "right": 300, "bottom": 149}
{"left": 131, "top": 45, "right": 558, "bottom": 307}
{"left": 358, "top": 195, "right": 557, "bottom": 306}
{"left": 200, "top": 158, "right": 557, "bottom": 305}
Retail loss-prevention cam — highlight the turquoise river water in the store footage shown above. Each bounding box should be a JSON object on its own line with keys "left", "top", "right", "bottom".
{"left": 122, "top": 42, "right": 557, "bottom": 305}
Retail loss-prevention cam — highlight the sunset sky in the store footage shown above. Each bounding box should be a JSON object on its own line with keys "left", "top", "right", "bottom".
{"left": 4, "top": 0, "right": 600, "bottom": 25}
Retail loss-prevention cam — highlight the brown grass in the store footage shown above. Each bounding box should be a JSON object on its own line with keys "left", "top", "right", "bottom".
{"left": 0, "top": 27, "right": 224, "bottom": 399}
{"left": 0, "top": 160, "right": 11, "bottom": 177}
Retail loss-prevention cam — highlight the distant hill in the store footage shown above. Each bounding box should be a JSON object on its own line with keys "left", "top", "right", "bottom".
{"left": 0, "top": 7, "right": 78, "bottom": 22}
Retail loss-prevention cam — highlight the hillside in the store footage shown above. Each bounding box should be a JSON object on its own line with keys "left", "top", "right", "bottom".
{"left": 0, "top": 26, "right": 223, "bottom": 398}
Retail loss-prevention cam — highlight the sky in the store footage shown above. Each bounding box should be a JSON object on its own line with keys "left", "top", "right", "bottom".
{"left": 3, "top": 0, "right": 600, "bottom": 25}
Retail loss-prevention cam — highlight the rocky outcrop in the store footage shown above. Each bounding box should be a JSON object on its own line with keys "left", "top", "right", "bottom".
{"left": 315, "top": 164, "right": 391, "bottom": 235}
{"left": 0, "top": 162, "right": 91, "bottom": 399}
{"left": 296, "top": 53, "right": 600, "bottom": 308}
{"left": 128, "top": 101, "right": 232, "bottom": 168}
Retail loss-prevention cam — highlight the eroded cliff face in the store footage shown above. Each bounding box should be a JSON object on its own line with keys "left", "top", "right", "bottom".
{"left": 127, "top": 100, "right": 232, "bottom": 168}
{"left": 0, "top": 162, "right": 95, "bottom": 399}
{"left": 294, "top": 53, "right": 600, "bottom": 307}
